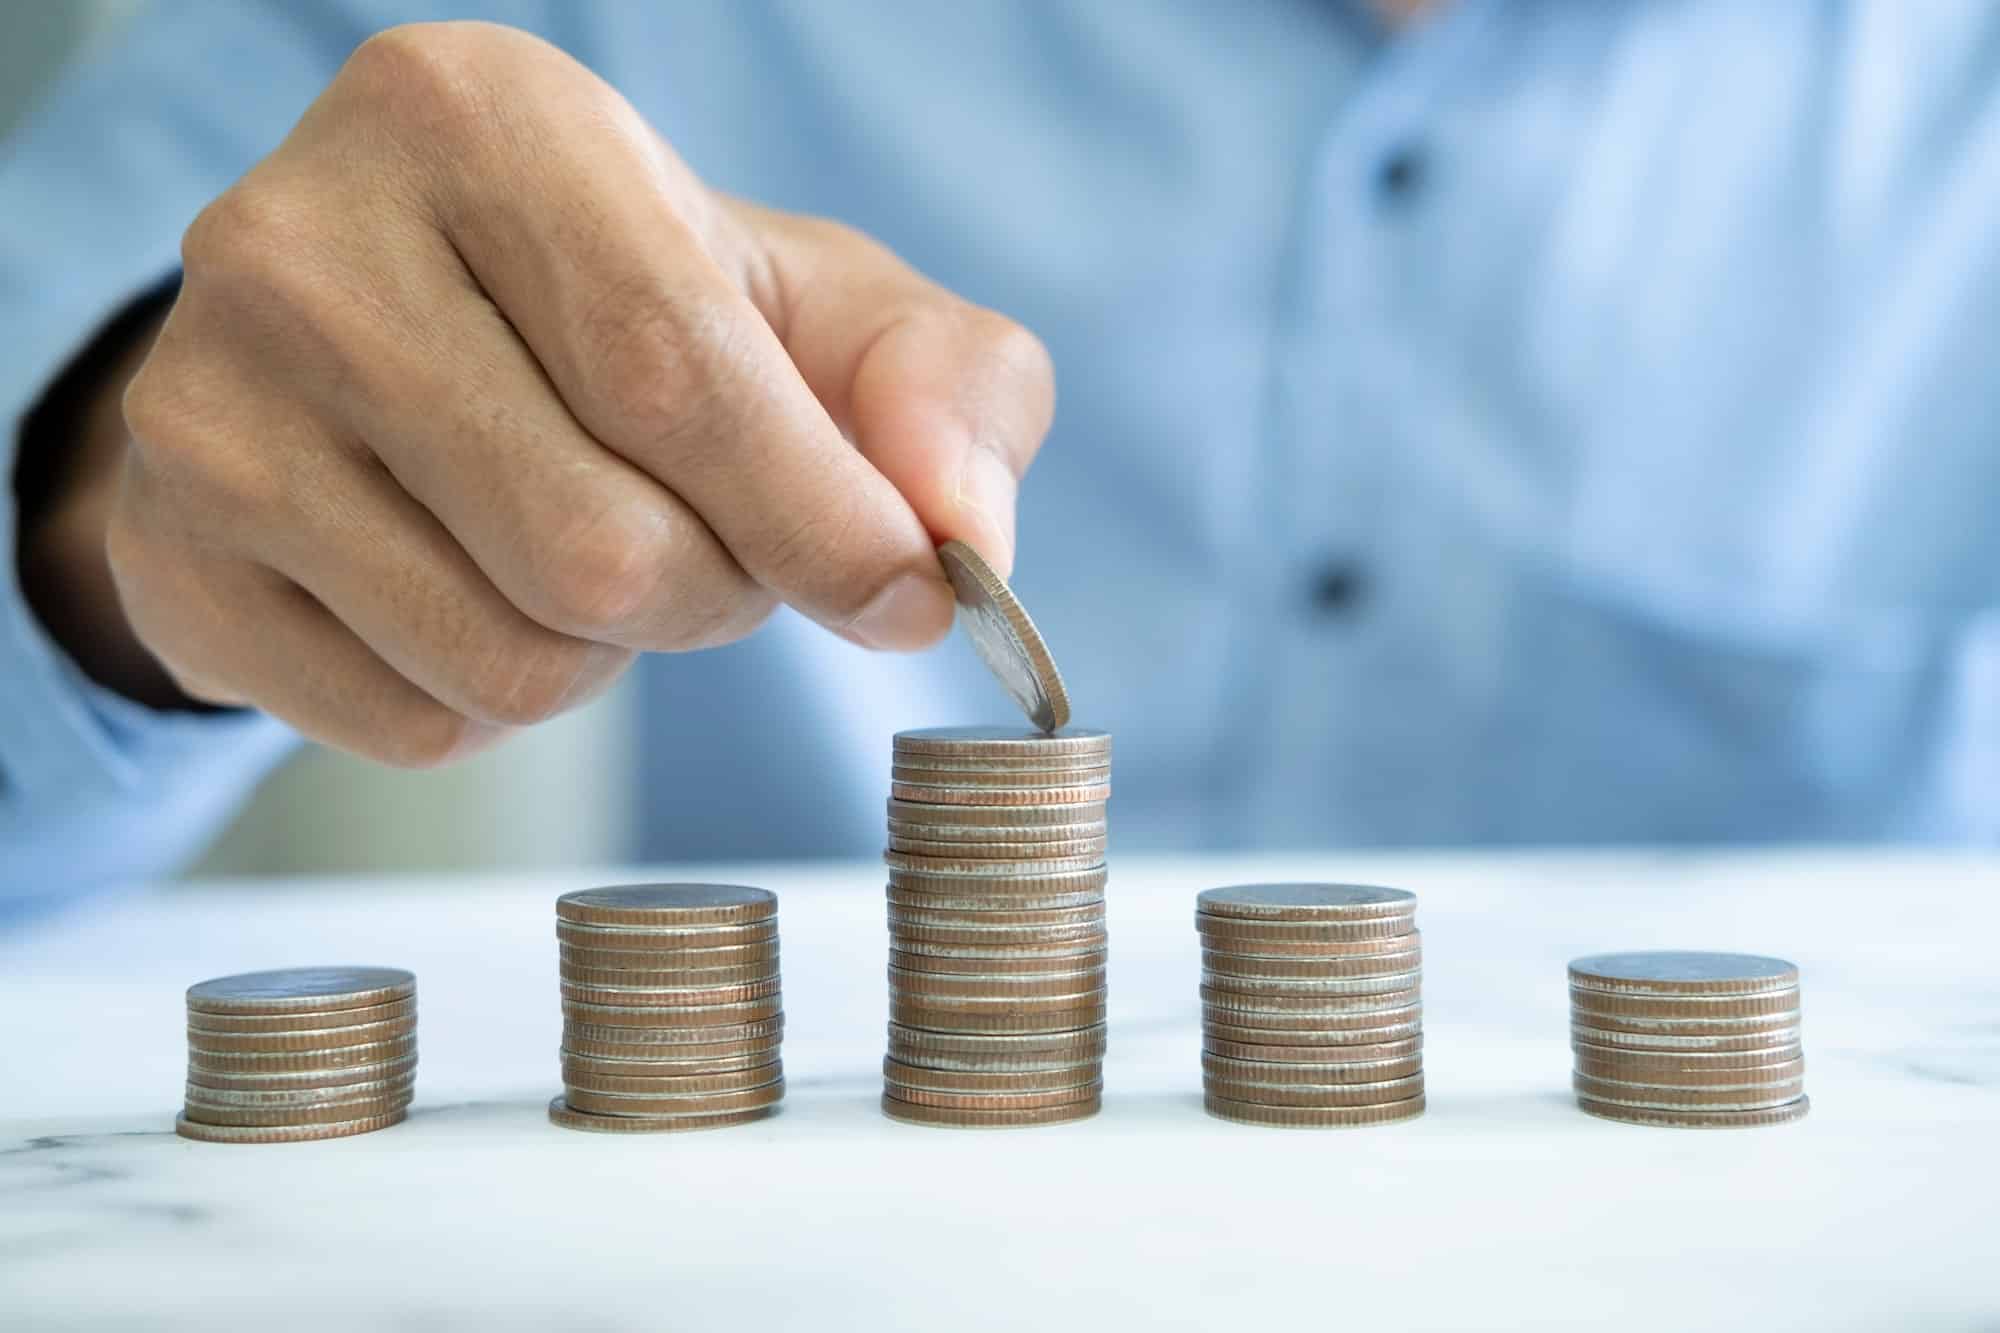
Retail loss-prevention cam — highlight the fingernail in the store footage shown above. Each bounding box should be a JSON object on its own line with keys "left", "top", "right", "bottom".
{"left": 844, "top": 572, "right": 955, "bottom": 652}
{"left": 954, "top": 442, "right": 1019, "bottom": 578}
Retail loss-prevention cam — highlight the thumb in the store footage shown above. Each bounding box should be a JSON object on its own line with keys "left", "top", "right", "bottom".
{"left": 719, "top": 198, "right": 1054, "bottom": 578}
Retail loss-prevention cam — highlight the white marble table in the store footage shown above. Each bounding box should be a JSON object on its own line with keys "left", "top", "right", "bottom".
{"left": 2, "top": 850, "right": 1994, "bottom": 1330}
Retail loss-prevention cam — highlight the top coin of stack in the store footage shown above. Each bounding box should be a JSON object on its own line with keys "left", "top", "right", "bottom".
{"left": 551, "top": 884, "right": 785, "bottom": 1134}
{"left": 882, "top": 724, "right": 1110, "bottom": 1128}
{"left": 178, "top": 966, "right": 416, "bottom": 1144}
{"left": 1569, "top": 951, "right": 1808, "bottom": 1128}
{"left": 1197, "top": 885, "right": 1426, "bottom": 1129}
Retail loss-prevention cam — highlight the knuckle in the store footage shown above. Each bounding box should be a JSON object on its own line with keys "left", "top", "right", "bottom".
{"left": 977, "top": 310, "right": 1055, "bottom": 394}
{"left": 582, "top": 280, "right": 752, "bottom": 449}
{"left": 120, "top": 360, "right": 278, "bottom": 520}
{"left": 181, "top": 185, "right": 313, "bottom": 290}
{"left": 343, "top": 24, "right": 492, "bottom": 129}
{"left": 460, "top": 636, "right": 601, "bottom": 727}
{"left": 534, "top": 505, "right": 674, "bottom": 636}
{"left": 679, "top": 587, "right": 777, "bottom": 651}
{"left": 377, "top": 705, "right": 480, "bottom": 770}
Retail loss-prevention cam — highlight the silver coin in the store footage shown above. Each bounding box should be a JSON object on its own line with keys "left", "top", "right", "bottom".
{"left": 1568, "top": 951, "right": 1799, "bottom": 995}
{"left": 1196, "top": 884, "right": 1416, "bottom": 921}
{"left": 185, "top": 966, "right": 415, "bottom": 1014}
{"left": 1201, "top": 969, "right": 1424, "bottom": 996}
{"left": 1570, "top": 1023, "right": 1804, "bottom": 1052}
{"left": 892, "top": 725, "right": 1107, "bottom": 758}
{"left": 182, "top": 1073, "right": 417, "bottom": 1107}
{"left": 557, "top": 884, "right": 776, "bottom": 923}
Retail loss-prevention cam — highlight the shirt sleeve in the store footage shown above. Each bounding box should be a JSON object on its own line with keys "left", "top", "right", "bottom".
{"left": 0, "top": 1, "right": 378, "bottom": 910}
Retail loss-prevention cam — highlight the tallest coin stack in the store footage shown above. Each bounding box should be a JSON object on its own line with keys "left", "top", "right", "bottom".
{"left": 880, "top": 726, "right": 1111, "bottom": 1128}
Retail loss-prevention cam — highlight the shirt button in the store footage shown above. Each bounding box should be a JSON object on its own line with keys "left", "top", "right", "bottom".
{"left": 1376, "top": 145, "right": 1426, "bottom": 202}
{"left": 1307, "top": 560, "right": 1369, "bottom": 617}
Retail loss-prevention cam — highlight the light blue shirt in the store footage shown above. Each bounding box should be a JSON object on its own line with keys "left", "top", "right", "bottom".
{"left": 6, "top": 1, "right": 1999, "bottom": 909}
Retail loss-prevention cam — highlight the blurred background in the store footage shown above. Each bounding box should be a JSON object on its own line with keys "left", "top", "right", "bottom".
{"left": 7, "top": 1, "right": 637, "bottom": 879}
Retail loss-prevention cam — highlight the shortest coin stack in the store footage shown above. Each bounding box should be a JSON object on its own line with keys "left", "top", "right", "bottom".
{"left": 1569, "top": 951, "right": 1808, "bottom": 1129}
{"left": 552, "top": 884, "right": 785, "bottom": 1134}
{"left": 179, "top": 966, "right": 417, "bottom": 1144}
{"left": 1198, "top": 884, "right": 1426, "bottom": 1129}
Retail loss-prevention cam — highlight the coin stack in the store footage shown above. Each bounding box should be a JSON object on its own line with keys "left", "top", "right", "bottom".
{"left": 1569, "top": 951, "right": 1808, "bottom": 1128}
{"left": 1197, "top": 884, "right": 1426, "bottom": 1128}
{"left": 178, "top": 966, "right": 416, "bottom": 1144}
{"left": 551, "top": 884, "right": 785, "bottom": 1133}
{"left": 881, "top": 725, "right": 1110, "bottom": 1128}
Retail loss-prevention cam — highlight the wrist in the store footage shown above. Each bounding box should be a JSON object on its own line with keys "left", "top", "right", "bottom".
{"left": 13, "top": 294, "right": 193, "bottom": 708}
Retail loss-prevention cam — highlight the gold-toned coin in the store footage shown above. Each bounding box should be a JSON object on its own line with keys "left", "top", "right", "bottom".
{"left": 1197, "top": 914, "right": 1417, "bottom": 945}
{"left": 883, "top": 851, "right": 1106, "bottom": 877}
{"left": 186, "top": 1016, "right": 417, "bottom": 1055}
{"left": 890, "top": 765, "right": 1112, "bottom": 789}
{"left": 183, "top": 1073, "right": 415, "bottom": 1108}
{"left": 562, "top": 1080, "right": 783, "bottom": 1117}
{"left": 1199, "top": 985, "right": 1423, "bottom": 1014}
{"left": 555, "top": 920, "right": 776, "bottom": 949}
{"left": 546, "top": 1096, "right": 774, "bottom": 1134}
{"left": 935, "top": 543, "right": 1072, "bottom": 731}
{"left": 183, "top": 1054, "right": 418, "bottom": 1093}
{"left": 1200, "top": 1007, "right": 1423, "bottom": 1039}
{"left": 892, "top": 726, "right": 1109, "bottom": 759}
{"left": 886, "top": 1080, "right": 1102, "bottom": 1111}
{"left": 880, "top": 1057, "right": 1100, "bottom": 1093}
{"left": 1569, "top": 1042, "right": 1802, "bottom": 1073}
{"left": 1196, "top": 884, "right": 1416, "bottom": 923}
{"left": 887, "top": 795, "right": 1106, "bottom": 826}
{"left": 1201, "top": 970, "right": 1423, "bottom": 997}
{"left": 888, "top": 926, "right": 1106, "bottom": 953}
{"left": 1203, "top": 1093, "right": 1425, "bottom": 1129}
{"left": 185, "top": 967, "right": 415, "bottom": 1016}
{"left": 1202, "top": 1053, "right": 1424, "bottom": 1085}
{"left": 886, "top": 1023, "right": 1107, "bottom": 1066}
{"left": 561, "top": 998, "right": 781, "bottom": 1028}
{"left": 186, "top": 1036, "right": 416, "bottom": 1075}
{"left": 180, "top": 1092, "right": 412, "bottom": 1129}
{"left": 1568, "top": 987, "right": 1799, "bottom": 1021}
{"left": 880, "top": 1091, "right": 1099, "bottom": 1128}
{"left": 1202, "top": 949, "right": 1421, "bottom": 980}
{"left": 555, "top": 884, "right": 777, "bottom": 928}
{"left": 889, "top": 999, "right": 1105, "bottom": 1034}
{"left": 1568, "top": 951, "right": 1799, "bottom": 997}
{"left": 886, "top": 886, "right": 1105, "bottom": 914}
{"left": 1571, "top": 1073, "right": 1805, "bottom": 1110}
{"left": 558, "top": 941, "right": 779, "bottom": 971}
{"left": 562, "top": 1063, "right": 781, "bottom": 1096}
{"left": 174, "top": 1108, "right": 408, "bottom": 1143}
{"left": 562, "top": 1016, "right": 784, "bottom": 1047}
{"left": 1203, "top": 1073, "right": 1425, "bottom": 1107}
{"left": 558, "top": 978, "right": 781, "bottom": 1007}
{"left": 889, "top": 947, "right": 1106, "bottom": 976}
{"left": 889, "top": 966, "right": 1104, "bottom": 999}
{"left": 890, "top": 781, "right": 1111, "bottom": 806}
{"left": 1563, "top": 1009, "right": 1802, "bottom": 1036}
{"left": 184, "top": 998, "right": 415, "bottom": 1034}
{"left": 887, "top": 836, "right": 1108, "bottom": 861}
{"left": 1572, "top": 1055, "right": 1806, "bottom": 1089}
{"left": 1570, "top": 1023, "right": 1803, "bottom": 1053}
{"left": 561, "top": 1048, "right": 777, "bottom": 1079}
{"left": 1576, "top": 1094, "right": 1810, "bottom": 1129}
{"left": 561, "top": 1034, "right": 783, "bottom": 1064}
{"left": 1203, "top": 1035, "right": 1421, "bottom": 1064}
{"left": 560, "top": 962, "right": 779, "bottom": 989}
{"left": 887, "top": 822, "right": 1108, "bottom": 848}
